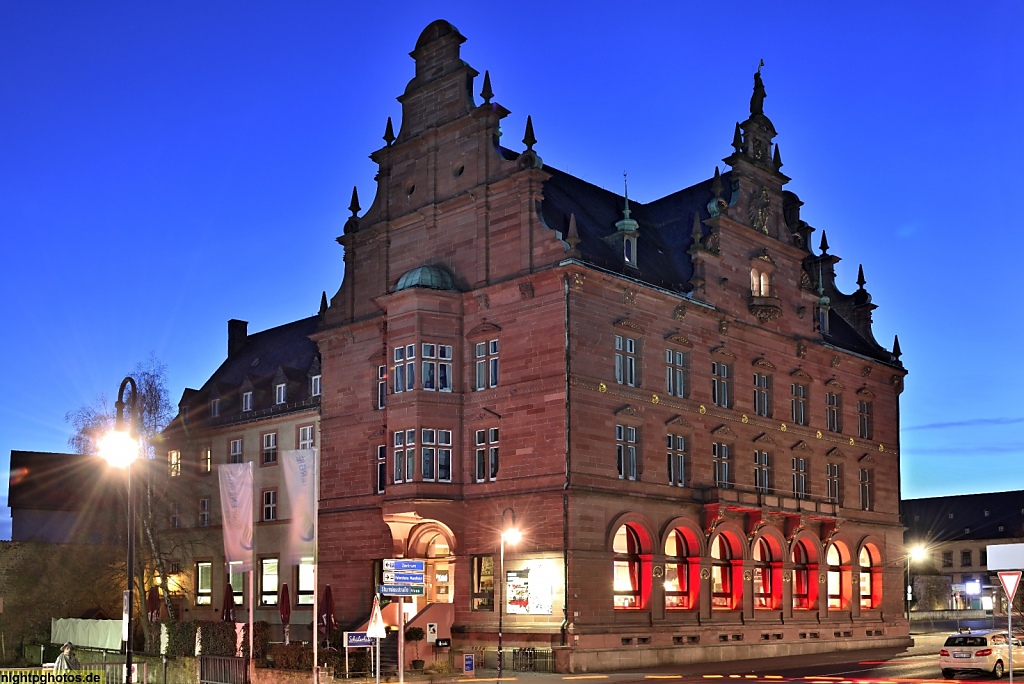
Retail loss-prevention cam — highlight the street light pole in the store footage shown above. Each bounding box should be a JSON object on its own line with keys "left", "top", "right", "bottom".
{"left": 497, "top": 508, "right": 521, "bottom": 683}
{"left": 101, "top": 377, "right": 140, "bottom": 684}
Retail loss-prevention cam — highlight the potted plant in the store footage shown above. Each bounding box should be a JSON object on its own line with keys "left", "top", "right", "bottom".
{"left": 405, "top": 626, "right": 426, "bottom": 670}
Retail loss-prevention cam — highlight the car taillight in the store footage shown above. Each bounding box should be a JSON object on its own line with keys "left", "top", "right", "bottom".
{"left": 976, "top": 649, "right": 993, "bottom": 656}
{"left": 940, "top": 649, "right": 950, "bottom": 656}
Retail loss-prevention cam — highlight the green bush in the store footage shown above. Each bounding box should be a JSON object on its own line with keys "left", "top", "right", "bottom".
{"left": 240, "top": 621, "right": 270, "bottom": 660}
{"left": 164, "top": 620, "right": 198, "bottom": 657}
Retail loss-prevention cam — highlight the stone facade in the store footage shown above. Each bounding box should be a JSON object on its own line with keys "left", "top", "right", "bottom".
{"left": 313, "top": 21, "right": 909, "bottom": 671}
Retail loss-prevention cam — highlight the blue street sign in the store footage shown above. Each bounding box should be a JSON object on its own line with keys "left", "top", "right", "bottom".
{"left": 383, "top": 571, "right": 425, "bottom": 584}
{"left": 463, "top": 653, "right": 475, "bottom": 673}
{"left": 345, "top": 632, "right": 375, "bottom": 647}
{"left": 384, "top": 558, "right": 426, "bottom": 572}
{"left": 379, "top": 583, "right": 425, "bottom": 596}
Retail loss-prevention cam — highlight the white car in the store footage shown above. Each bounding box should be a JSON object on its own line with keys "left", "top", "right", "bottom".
{"left": 939, "top": 629, "right": 1024, "bottom": 678}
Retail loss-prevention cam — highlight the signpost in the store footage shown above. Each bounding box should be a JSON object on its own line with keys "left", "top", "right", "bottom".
{"left": 999, "top": 571, "right": 1021, "bottom": 684}
{"left": 381, "top": 559, "right": 427, "bottom": 684}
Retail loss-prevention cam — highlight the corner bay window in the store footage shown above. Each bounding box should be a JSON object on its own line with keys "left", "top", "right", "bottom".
{"left": 613, "top": 524, "right": 642, "bottom": 609}
{"left": 421, "top": 428, "right": 453, "bottom": 482}
{"left": 394, "top": 429, "right": 415, "bottom": 483}
{"left": 422, "top": 343, "right": 453, "bottom": 392}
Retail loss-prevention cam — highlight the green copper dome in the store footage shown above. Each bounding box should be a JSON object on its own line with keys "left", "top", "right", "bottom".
{"left": 395, "top": 266, "right": 458, "bottom": 292}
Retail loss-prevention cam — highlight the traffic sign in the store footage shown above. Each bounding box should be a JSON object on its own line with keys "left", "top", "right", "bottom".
{"left": 383, "top": 571, "right": 425, "bottom": 584}
{"left": 999, "top": 571, "right": 1022, "bottom": 602}
{"left": 384, "top": 558, "right": 425, "bottom": 572}
{"left": 379, "top": 583, "right": 425, "bottom": 596}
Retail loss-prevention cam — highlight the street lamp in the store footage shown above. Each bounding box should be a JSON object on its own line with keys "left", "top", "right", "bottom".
{"left": 497, "top": 508, "right": 521, "bottom": 682}
{"left": 99, "top": 377, "right": 140, "bottom": 684}
{"left": 905, "top": 544, "right": 927, "bottom": 621}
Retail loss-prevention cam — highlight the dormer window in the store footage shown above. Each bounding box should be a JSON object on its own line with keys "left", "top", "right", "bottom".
{"left": 275, "top": 383, "right": 287, "bottom": 405}
{"left": 210, "top": 398, "right": 220, "bottom": 418}
{"left": 311, "top": 374, "right": 322, "bottom": 397}
{"left": 242, "top": 391, "right": 253, "bottom": 412}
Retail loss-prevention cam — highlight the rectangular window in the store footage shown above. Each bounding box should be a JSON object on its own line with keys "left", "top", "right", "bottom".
{"left": 858, "top": 468, "right": 872, "bottom": 510}
{"left": 753, "top": 373, "right": 772, "bottom": 417}
{"left": 168, "top": 450, "right": 181, "bottom": 477}
{"left": 311, "top": 374, "right": 321, "bottom": 397}
{"left": 422, "top": 343, "right": 454, "bottom": 392}
{"left": 229, "top": 438, "right": 243, "bottom": 464}
{"left": 376, "top": 445, "right": 387, "bottom": 494}
{"left": 394, "top": 429, "right": 415, "bottom": 483}
{"left": 422, "top": 428, "right": 436, "bottom": 482}
{"left": 791, "top": 383, "right": 808, "bottom": 426}
{"left": 210, "top": 398, "right": 220, "bottom": 418}
{"left": 297, "top": 557, "right": 314, "bottom": 605}
{"left": 791, "top": 457, "right": 807, "bottom": 499}
{"left": 712, "top": 362, "right": 731, "bottom": 408}
{"left": 376, "top": 365, "right": 387, "bottom": 409}
{"left": 754, "top": 450, "right": 771, "bottom": 493}
{"left": 981, "top": 549, "right": 988, "bottom": 566}
{"left": 199, "top": 447, "right": 211, "bottom": 474}
{"left": 393, "top": 345, "right": 416, "bottom": 393}
{"left": 961, "top": 550, "right": 972, "bottom": 567}
{"left": 942, "top": 551, "right": 953, "bottom": 568}
{"left": 196, "top": 562, "right": 212, "bottom": 605}
{"left": 475, "top": 340, "right": 499, "bottom": 390}
{"left": 826, "top": 392, "right": 842, "bottom": 433}
{"left": 262, "top": 432, "right": 278, "bottom": 464}
{"left": 242, "top": 391, "right": 253, "bottom": 412}
{"left": 712, "top": 442, "right": 730, "bottom": 488}
{"left": 199, "top": 497, "right": 211, "bottom": 527}
{"left": 826, "top": 463, "right": 841, "bottom": 503}
{"left": 471, "top": 555, "right": 495, "bottom": 611}
{"left": 229, "top": 561, "right": 244, "bottom": 603}
{"left": 261, "top": 558, "right": 279, "bottom": 605}
{"left": 438, "top": 429, "right": 452, "bottom": 483}
{"left": 667, "top": 433, "right": 686, "bottom": 486}
{"left": 616, "top": 424, "right": 638, "bottom": 480}
{"left": 275, "top": 383, "right": 287, "bottom": 405}
{"left": 262, "top": 490, "right": 277, "bottom": 521}
{"left": 475, "top": 428, "right": 499, "bottom": 482}
{"left": 298, "top": 425, "right": 315, "bottom": 450}
{"left": 615, "top": 335, "right": 637, "bottom": 386}
{"left": 665, "top": 349, "right": 688, "bottom": 397}
{"left": 170, "top": 502, "right": 180, "bottom": 529}
{"left": 857, "top": 400, "right": 873, "bottom": 439}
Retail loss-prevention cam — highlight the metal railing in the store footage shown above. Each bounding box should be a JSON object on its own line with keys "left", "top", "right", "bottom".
{"left": 200, "top": 655, "right": 249, "bottom": 684}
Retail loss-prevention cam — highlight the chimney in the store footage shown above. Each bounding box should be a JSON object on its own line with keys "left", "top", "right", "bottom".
{"left": 228, "top": 319, "right": 248, "bottom": 357}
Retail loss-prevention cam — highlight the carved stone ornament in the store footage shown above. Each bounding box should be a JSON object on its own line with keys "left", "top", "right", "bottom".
{"left": 623, "top": 288, "right": 637, "bottom": 305}
{"left": 754, "top": 433, "right": 776, "bottom": 445}
{"left": 615, "top": 404, "right": 638, "bottom": 417}
{"left": 780, "top": 423, "right": 787, "bottom": 432}
{"left": 749, "top": 297, "right": 783, "bottom": 323}
{"left": 743, "top": 569, "right": 753, "bottom": 581}
{"left": 748, "top": 187, "right": 771, "bottom": 234}
{"left": 719, "top": 318, "right": 730, "bottom": 335}
{"left": 699, "top": 405, "right": 707, "bottom": 414}
{"left": 614, "top": 319, "right": 643, "bottom": 332}
{"left": 700, "top": 568, "right": 711, "bottom": 580}
{"left": 850, "top": 438, "right": 856, "bottom": 446}
{"left": 818, "top": 573, "right": 826, "bottom": 584}
{"left": 861, "top": 365, "right": 872, "bottom": 377}
{"left": 825, "top": 378, "right": 845, "bottom": 390}
{"left": 599, "top": 382, "right": 607, "bottom": 393}
{"left": 753, "top": 358, "right": 776, "bottom": 369}
{"left": 791, "top": 441, "right": 813, "bottom": 453}
{"left": 673, "top": 304, "right": 687, "bottom": 320}
{"left": 666, "top": 415, "right": 693, "bottom": 429}
{"left": 705, "top": 230, "right": 720, "bottom": 253}
{"left": 665, "top": 332, "right": 693, "bottom": 348}
{"left": 830, "top": 356, "right": 842, "bottom": 368}
{"left": 476, "top": 293, "right": 490, "bottom": 310}
{"left": 741, "top": 415, "right": 749, "bottom": 424}
{"left": 652, "top": 394, "right": 660, "bottom": 405}
{"left": 796, "top": 341, "right": 808, "bottom": 359}
{"left": 711, "top": 424, "right": 738, "bottom": 439}
{"left": 653, "top": 565, "right": 665, "bottom": 578}
{"left": 519, "top": 281, "right": 535, "bottom": 300}
{"left": 783, "top": 571, "right": 792, "bottom": 583}
{"left": 571, "top": 272, "right": 585, "bottom": 290}
{"left": 816, "top": 430, "right": 823, "bottom": 439}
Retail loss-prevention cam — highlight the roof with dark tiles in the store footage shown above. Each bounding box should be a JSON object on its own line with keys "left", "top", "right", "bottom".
{"left": 904, "top": 491, "right": 1024, "bottom": 543}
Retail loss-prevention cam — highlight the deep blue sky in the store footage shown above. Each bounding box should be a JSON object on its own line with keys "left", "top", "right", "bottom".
{"left": 2, "top": 2, "right": 1022, "bottom": 539}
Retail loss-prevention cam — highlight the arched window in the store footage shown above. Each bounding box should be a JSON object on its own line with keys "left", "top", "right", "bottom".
{"left": 791, "top": 540, "right": 818, "bottom": 610}
{"left": 753, "top": 538, "right": 773, "bottom": 609}
{"left": 665, "top": 529, "right": 694, "bottom": 609}
{"left": 711, "top": 534, "right": 737, "bottom": 609}
{"left": 760, "top": 272, "right": 770, "bottom": 297}
{"left": 750, "top": 268, "right": 760, "bottom": 295}
{"left": 859, "top": 546, "right": 882, "bottom": 609}
{"left": 826, "top": 542, "right": 850, "bottom": 609}
{"left": 750, "top": 268, "right": 771, "bottom": 296}
{"left": 613, "top": 524, "right": 642, "bottom": 609}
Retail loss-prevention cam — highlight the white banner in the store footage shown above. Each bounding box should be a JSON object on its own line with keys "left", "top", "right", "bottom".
{"left": 281, "top": 448, "right": 317, "bottom": 565}
{"left": 218, "top": 462, "right": 254, "bottom": 571}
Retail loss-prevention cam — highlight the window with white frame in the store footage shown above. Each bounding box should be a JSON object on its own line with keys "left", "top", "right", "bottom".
{"left": 858, "top": 468, "right": 872, "bottom": 510}
{"left": 275, "top": 383, "right": 287, "bottom": 405}
{"left": 196, "top": 561, "right": 212, "bottom": 605}
{"left": 616, "top": 424, "right": 638, "bottom": 481}
{"left": 393, "top": 344, "right": 416, "bottom": 393}
{"left": 422, "top": 343, "right": 453, "bottom": 392}
{"left": 262, "top": 432, "right": 277, "bottom": 464}
{"left": 712, "top": 361, "right": 731, "bottom": 408}
{"left": 199, "top": 497, "right": 210, "bottom": 527}
{"left": 438, "top": 429, "right": 452, "bottom": 482}
{"left": 826, "top": 392, "right": 842, "bottom": 433}
{"left": 417, "top": 428, "right": 453, "bottom": 482}
{"left": 753, "top": 372, "right": 772, "bottom": 417}
{"left": 229, "top": 561, "right": 244, "bottom": 603}
{"left": 791, "top": 383, "right": 808, "bottom": 426}
{"left": 376, "top": 365, "right": 387, "bottom": 409}
{"left": 393, "top": 429, "right": 416, "bottom": 483}
{"left": 474, "top": 339, "right": 499, "bottom": 390}
{"left": 170, "top": 502, "right": 180, "bottom": 529}
{"left": 262, "top": 490, "right": 277, "bottom": 521}
{"left": 615, "top": 335, "right": 637, "bottom": 386}
{"left": 857, "top": 400, "right": 873, "bottom": 439}
{"left": 376, "top": 445, "right": 387, "bottom": 493}
{"left": 826, "top": 462, "right": 841, "bottom": 503}
{"left": 261, "top": 558, "right": 278, "bottom": 605}
{"left": 667, "top": 433, "right": 686, "bottom": 486}
{"left": 475, "top": 428, "right": 499, "bottom": 482}
{"left": 712, "top": 442, "right": 730, "bottom": 487}
{"left": 211, "top": 398, "right": 220, "bottom": 417}
{"left": 168, "top": 450, "right": 181, "bottom": 477}
{"left": 792, "top": 457, "right": 808, "bottom": 499}
{"left": 229, "top": 438, "right": 243, "bottom": 464}
{"left": 242, "top": 391, "right": 253, "bottom": 412}
{"left": 297, "top": 557, "right": 314, "bottom": 605}
{"left": 665, "top": 349, "right": 687, "bottom": 397}
{"left": 310, "top": 374, "right": 321, "bottom": 397}
{"left": 298, "top": 425, "right": 315, "bottom": 450}
{"left": 754, "top": 450, "right": 771, "bottom": 493}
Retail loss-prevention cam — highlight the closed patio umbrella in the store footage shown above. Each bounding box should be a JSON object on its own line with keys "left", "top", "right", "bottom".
{"left": 146, "top": 586, "right": 161, "bottom": 622}
{"left": 222, "top": 582, "right": 236, "bottom": 622}
{"left": 319, "top": 584, "right": 337, "bottom": 647}
{"left": 279, "top": 583, "right": 291, "bottom": 644}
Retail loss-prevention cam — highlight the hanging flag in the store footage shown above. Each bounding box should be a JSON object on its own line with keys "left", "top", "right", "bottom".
{"left": 281, "top": 448, "right": 317, "bottom": 565}
{"left": 218, "top": 462, "right": 254, "bottom": 571}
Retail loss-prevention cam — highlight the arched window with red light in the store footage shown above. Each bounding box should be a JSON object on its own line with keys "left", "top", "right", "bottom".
{"left": 753, "top": 537, "right": 774, "bottom": 609}
{"left": 859, "top": 544, "right": 882, "bottom": 609}
{"left": 826, "top": 542, "right": 851, "bottom": 609}
{"left": 613, "top": 524, "right": 643, "bottom": 609}
{"left": 665, "top": 528, "right": 698, "bottom": 609}
{"left": 791, "top": 539, "right": 819, "bottom": 610}
{"left": 711, "top": 534, "right": 738, "bottom": 609}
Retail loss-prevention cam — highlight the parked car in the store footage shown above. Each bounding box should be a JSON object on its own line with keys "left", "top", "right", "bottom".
{"left": 939, "top": 629, "right": 1024, "bottom": 678}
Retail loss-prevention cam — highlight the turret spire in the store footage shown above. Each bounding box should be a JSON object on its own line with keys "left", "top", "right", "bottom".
{"left": 523, "top": 115, "right": 537, "bottom": 151}
{"left": 893, "top": 335, "right": 902, "bottom": 359}
{"left": 732, "top": 123, "right": 743, "bottom": 153}
{"left": 857, "top": 264, "right": 866, "bottom": 289}
{"left": 383, "top": 117, "right": 395, "bottom": 146}
{"left": 349, "top": 186, "right": 361, "bottom": 216}
{"left": 480, "top": 70, "right": 493, "bottom": 104}
{"left": 819, "top": 230, "right": 829, "bottom": 255}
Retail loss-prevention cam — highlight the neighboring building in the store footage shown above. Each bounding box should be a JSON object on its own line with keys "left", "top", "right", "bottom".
{"left": 160, "top": 316, "right": 322, "bottom": 633}
{"left": 904, "top": 491, "right": 1024, "bottom": 612}
{"left": 314, "top": 21, "right": 909, "bottom": 671}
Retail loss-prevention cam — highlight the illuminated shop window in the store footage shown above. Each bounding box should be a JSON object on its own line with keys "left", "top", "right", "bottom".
{"left": 711, "top": 534, "right": 736, "bottom": 609}
{"left": 613, "top": 524, "right": 643, "bottom": 610}
{"left": 664, "top": 529, "right": 696, "bottom": 609}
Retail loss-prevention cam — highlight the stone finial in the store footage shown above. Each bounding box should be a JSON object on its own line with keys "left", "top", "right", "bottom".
{"left": 349, "top": 186, "right": 361, "bottom": 216}
{"left": 892, "top": 335, "right": 902, "bottom": 359}
{"left": 523, "top": 115, "right": 537, "bottom": 151}
{"left": 565, "top": 212, "right": 580, "bottom": 250}
{"left": 691, "top": 211, "right": 703, "bottom": 241}
{"left": 773, "top": 144, "right": 783, "bottom": 171}
{"left": 732, "top": 123, "right": 743, "bottom": 153}
{"left": 857, "top": 264, "right": 866, "bottom": 289}
{"left": 319, "top": 291, "right": 328, "bottom": 317}
{"left": 384, "top": 117, "right": 395, "bottom": 145}
{"left": 819, "top": 230, "right": 829, "bottom": 255}
{"left": 711, "top": 166, "right": 724, "bottom": 198}
{"left": 481, "top": 70, "right": 494, "bottom": 104}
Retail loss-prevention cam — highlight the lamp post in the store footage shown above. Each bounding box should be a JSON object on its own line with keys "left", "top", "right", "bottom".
{"left": 905, "top": 544, "right": 926, "bottom": 621}
{"left": 99, "top": 377, "right": 140, "bottom": 684}
{"left": 497, "top": 508, "right": 521, "bottom": 682}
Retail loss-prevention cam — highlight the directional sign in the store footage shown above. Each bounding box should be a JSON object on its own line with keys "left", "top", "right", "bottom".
{"left": 379, "top": 583, "right": 425, "bottom": 596}
{"left": 384, "top": 558, "right": 425, "bottom": 572}
{"left": 999, "top": 571, "right": 1022, "bottom": 602}
{"left": 383, "top": 571, "right": 425, "bottom": 584}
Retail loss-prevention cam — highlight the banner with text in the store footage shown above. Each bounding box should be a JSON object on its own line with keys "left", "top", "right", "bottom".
{"left": 281, "top": 448, "right": 317, "bottom": 565}
{"left": 218, "top": 462, "right": 254, "bottom": 571}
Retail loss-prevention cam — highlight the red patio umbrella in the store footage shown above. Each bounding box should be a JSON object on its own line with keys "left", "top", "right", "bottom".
{"left": 279, "top": 583, "right": 291, "bottom": 644}
{"left": 222, "top": 582, "right": 236, "bottom": 622}
{"left": 146, "top": 586, "right": 161, "bottom": 622}
{"left": 319, "top": 584, "right": 337, "bottom": 646}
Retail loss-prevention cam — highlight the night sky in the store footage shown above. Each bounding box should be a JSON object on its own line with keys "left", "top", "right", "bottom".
{"left": 2, "top": 1, "right": 1022, "bottom": 539}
